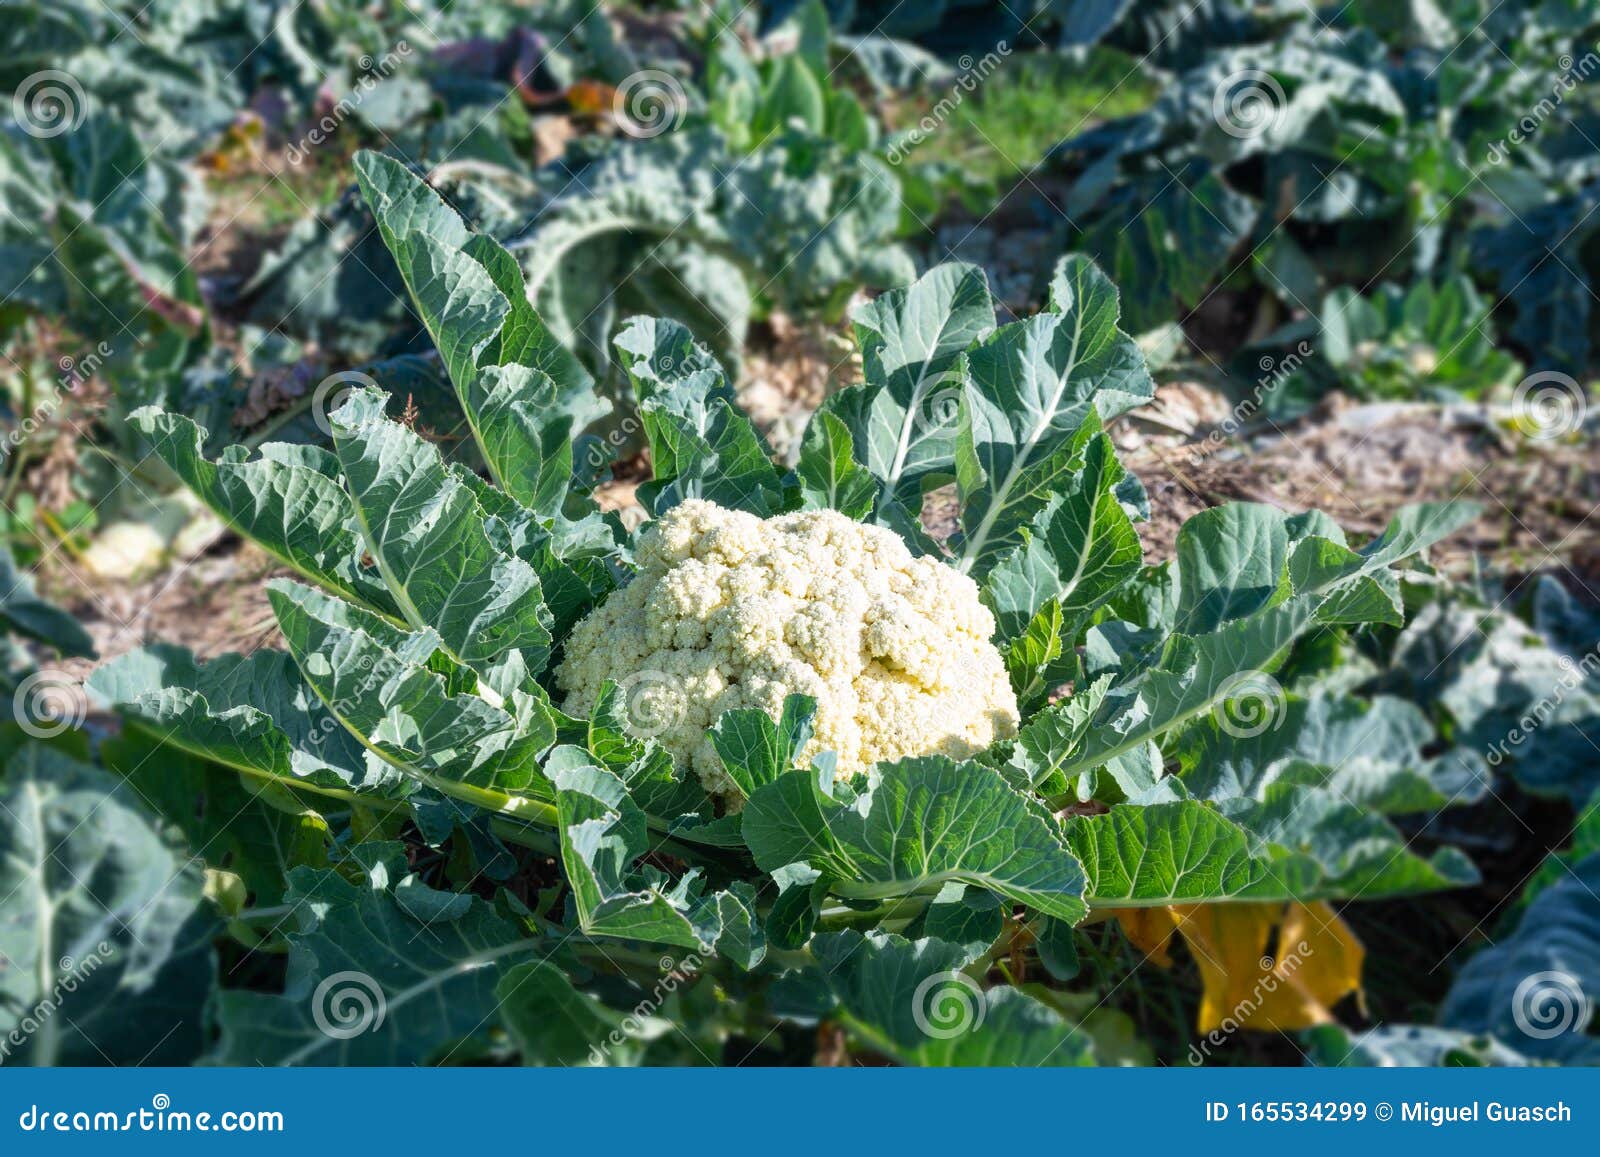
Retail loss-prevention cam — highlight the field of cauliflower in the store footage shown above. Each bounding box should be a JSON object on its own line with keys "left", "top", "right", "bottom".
{"left": 2, "top": 0, "right": 1598, "bottom": 1072}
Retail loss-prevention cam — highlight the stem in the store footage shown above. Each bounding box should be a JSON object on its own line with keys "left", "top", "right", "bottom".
{"left": 37, "top": 509, "right": 88, "bottom": 564}
{"left": 816, "top": 891, "right": 935, "bottom": 932}
{"left": 25, "top": 780, "right": 60, "bottom": 1067}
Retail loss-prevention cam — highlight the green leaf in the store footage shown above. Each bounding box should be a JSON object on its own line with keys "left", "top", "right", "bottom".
{"left": 707, "top": 694, "right": 818, "bottom": 800}
{"left": 1060, "top": 597, "right": 1319, "bottom": 785}
{"left": 0, "top": 744, "right": 215, "bottom": 1065}
{"left": 354, "top": 150, "right": 607, "bottom": 507}
{"left": 743, "top": 756, "right": 1088, "bottom": 923}
{"left": 1074, "top": 168, "right": 1257, "bottom": 333}
{"left": 982, "top": 422, "right": 1141, "bottom": 642}
{"left": 546, "top": 747, "right": 764, "bottom": 965}
{"left": 1052, "top": 502, "right": 1477, "bottom": 792}
{"left": 1068, "top": 795, "right": 1477, "bottom": 908}
{"left": 812, "top": 932, "right": 1094, "bottom": 1066}
{"left": 796, "top": 410, "right": 877, "bottom": 519}
{"left": 1440, "top": 849, "right": 1600, "bottom": 1064}
{"left": 88, "top": 644, "right": 395, "bottom": 795}
{"left": 1175, "top": 693, "right": 1489, "bottom": 814}
{"left": 267, "top": 579, "right": 551, "bottom": 797}
{"left": 0, "top": 546, "right": 93, "bottom": 658}
{"left": 1174, "top": 504, "right": 1290, "bottom": 634}
{"left": 213, "top": 846, "right": 541, "bottom": 1065}
{"left": 1010, "top": 674, "right": 1113, "bottom": 799}
{"left": 822, "top": 262, "right": 995, "bottom": 503}
{"left": 756, "top": 53, "right": 827, "bottom": 139}
{"left": 131, "top": 408, "right": 400, "bottom": 619}
{"left": 615, "top": 317, "right": 787, "bottom": 516}
{"left": 100, "top": 730, "right": 333, "bottom": 907}
{"left": 329, "top": 388, "right": 554, "bottom": 697}
{"left": 954, "top": 256, "right": 1153, "bottom": 574}
{"left": 497, "top": 960, "right": 649, "bottom": 1066}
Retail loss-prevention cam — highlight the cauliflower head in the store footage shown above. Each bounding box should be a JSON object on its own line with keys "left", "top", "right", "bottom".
{"left": 555, "top": 499, "right": 1019, "bottom": 796}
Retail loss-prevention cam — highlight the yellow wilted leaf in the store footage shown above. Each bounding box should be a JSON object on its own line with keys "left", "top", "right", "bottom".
{"left": 1114, "top": 901, "right": 1365, "bottom": 1033}
{"left": 1105, "top": 906, "right": 1180, "bottom": 967}
{"left": 565, "top": 79, "right": 618, "bottom": 117}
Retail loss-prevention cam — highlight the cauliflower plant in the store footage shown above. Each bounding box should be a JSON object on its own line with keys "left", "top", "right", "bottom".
{"left": 556, "top": 499, "right": 1019, "bottom": 796}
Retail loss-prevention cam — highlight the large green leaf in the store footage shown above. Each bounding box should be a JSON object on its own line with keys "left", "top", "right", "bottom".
{"left": 267, "top": 579, "right": 552, "bottom": 797}
{"left": 743, "top": 756, "right": 1089, "bottom": 923}
{"left": 795, "top": 410, "right": 877, "bottom": 519}
{"left": 131, "top": 409, "right": 400, "bottom": 618}
{"left": 1069, "top": 795, "right": 1477, "bottom": 908}
{"left": 353, "top": 151, "right": 608, "bottom": 507}
{"left": 1174, "top": 693, "right": 1489, "bottom": 813}
{"left": 496, "top": 959, "right": 649, "bottom": 1067}
{"left": 954, "top": 256, "right": 1154, "bottom": 575}
{"left": 981, "top": 419, "right": 1141, "bottom": 645}
{"left": 1440, "top": 850, "right": 1600, "bottom": 1064}
{"left": 88, "top": 644, "right": 395, "bottom": 795}
{"left": 1050, "top": 502, "right": 1477, "bottom": 789}
{"left": 819, "top": 261, "right": 995, "bottom": 505}
{"left": 614, "top": 317, "right": 787, "bottom": 516}
{"left": 100, "top": 730, "right": 333, "bottom": 908}
{"left": 0, "top": 745, "right": 215, "bottom": 1065}
{"left": 329, "top": 388, "right": 554, "bottom": 698}
{"left": 812, "top": 932, "right": 1095, "bottom": 1066}
{"left": 546, "top": 747, "right": 764, "bottom": 966}
{"left": 706, "top": 694, "right": 817, "bottom": 801}
{"left": 213, "top": 844, "right": 542, "bottom": 1065}
{"left": 0, "top": 547, "right": 93, "bottom": 659}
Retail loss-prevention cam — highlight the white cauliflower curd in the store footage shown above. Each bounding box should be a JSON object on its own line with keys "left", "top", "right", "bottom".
{"left": 555, "top": 499, "right": 1020, "bottom": 796}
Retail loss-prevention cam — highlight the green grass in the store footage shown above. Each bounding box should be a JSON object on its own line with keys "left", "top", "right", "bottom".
{"left": 204, "top": 156, "right": 352, "bottom": 232}
{"left": 897, "top": 47, "right": 1157, "bottom": 193}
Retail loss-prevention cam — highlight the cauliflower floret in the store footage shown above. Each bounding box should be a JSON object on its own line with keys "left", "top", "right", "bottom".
{"left": 556, "top": 500, "right": 1019, "bottom": 797}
